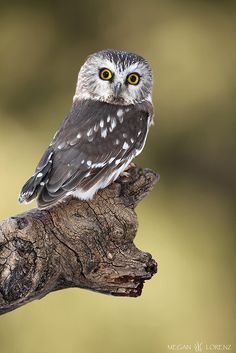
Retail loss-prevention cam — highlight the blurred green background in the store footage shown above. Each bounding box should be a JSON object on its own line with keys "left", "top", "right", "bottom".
{"left": 0, "top": 0, "right": 235, "bottom": 352}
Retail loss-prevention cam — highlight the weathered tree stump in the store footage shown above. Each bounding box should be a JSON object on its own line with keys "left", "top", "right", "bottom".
{"left": 0, "top": 166, "right": 159, "bottom": 315}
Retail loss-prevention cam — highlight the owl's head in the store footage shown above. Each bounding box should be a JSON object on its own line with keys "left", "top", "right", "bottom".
{"left": 74, "top": 49, "right": 153, "bottom": 105}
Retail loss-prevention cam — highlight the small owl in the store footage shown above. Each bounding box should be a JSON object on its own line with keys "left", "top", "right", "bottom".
{"left": 19, "top": 49, "right": 154, "bottom": 209}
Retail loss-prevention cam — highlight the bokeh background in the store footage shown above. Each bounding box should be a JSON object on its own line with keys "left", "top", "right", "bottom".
{"left": 0, "top": 0, "right": 235, "bottom": 352}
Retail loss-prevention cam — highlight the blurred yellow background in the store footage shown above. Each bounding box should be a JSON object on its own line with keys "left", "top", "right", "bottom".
{"left": 0, "top": 0, "right": 235, "bottom": 352}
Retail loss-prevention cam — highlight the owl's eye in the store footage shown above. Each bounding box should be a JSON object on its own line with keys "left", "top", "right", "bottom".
{"left": 127, "top": 73, "right": 140, "bottom": 85}
{"left": 99, "top": 68, "right": 113, "bottom": 81}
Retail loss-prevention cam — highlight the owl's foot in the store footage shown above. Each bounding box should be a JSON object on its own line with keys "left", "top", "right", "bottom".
{"left": 120, "top": 163, "right": 136, "bottom": 180}
{"left": 125, "top": 162, "right": 136, "bottom": 171}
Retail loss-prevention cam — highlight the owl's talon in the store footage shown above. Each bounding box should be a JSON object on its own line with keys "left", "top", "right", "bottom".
{"left": 120, "top": 163, "right": 136, "bottom": 180}
{"left": 121, "top": 171, "right": 130, "bottom": 178}
{"left": 125, "top": 162, "right": 136, "bottom": 171}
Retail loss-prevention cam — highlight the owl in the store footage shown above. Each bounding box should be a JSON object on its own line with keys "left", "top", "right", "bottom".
{"left": 19, "top": 49, "right": 154, "bottom": 209}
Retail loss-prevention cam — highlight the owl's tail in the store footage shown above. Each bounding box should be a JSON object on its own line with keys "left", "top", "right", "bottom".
{"left": 18, "top": 148, "right": 53, "bottom": 205}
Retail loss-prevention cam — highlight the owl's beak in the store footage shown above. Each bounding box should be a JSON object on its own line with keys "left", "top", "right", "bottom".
{"left": 113, "top": 82, "right": 122, "bottom": 97}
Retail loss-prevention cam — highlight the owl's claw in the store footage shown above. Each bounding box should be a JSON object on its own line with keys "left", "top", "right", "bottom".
{"left": 121, "top": 171, "right": 130, "bottom": 178}
{"left": 120, "top": 163, "right": 136, "bottom": 179}
{"left": 125, "top": 162, "right": 136, "bottom": 171}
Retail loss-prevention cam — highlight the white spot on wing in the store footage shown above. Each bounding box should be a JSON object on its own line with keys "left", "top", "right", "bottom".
{"left": 130, "top": 138, "right": 134, "bottom": 143}
{"left": 110, "top": 117, "right": 116, "bottom": 131}
{"left": 101, "top": 128, "right": 107, "bottom": 138}
{"left": 109, "top": 157, "right": 115, "bottom": 164}
{"left": 117, "top": 109, "right": 123, "bottom": 118}
{"left": 94, "top": 124, "right": 99, "bottom": 132}
{"left": 118, "top": 115, "right": 123, "bottom": 123}
{"left": 37, "top": 172, "right": 43, "bottom": 178}
{"left": 122, "top": 142, "right": 129, "bottom": 150}
{"left": 77, "top": 133, "right": 81, "bottom": 139}
{"left": 123, "top": 133, "right": 127, "bottom": 138}
{"left": 87, "top": 160, "right": 92, "bottom": 166}
{"left": 87, "top": 128, "right": 93, "bottom": 137}
{"left": 137, "top": 130, "right": 142, "bottom": 136}
{"left": 107, "top": 115, "right": 111, "bottom": 123}
{"left": 100, "top": 119, "right": 104, "bottom": 128}
{"left": 115, "top": 158, "right": 121, "bottom": 165}
{"left": 114, "top": 139, "right": 119, "bottom": 145}
{"left": 92, "top": 162, "right": 106, "bottom": 168}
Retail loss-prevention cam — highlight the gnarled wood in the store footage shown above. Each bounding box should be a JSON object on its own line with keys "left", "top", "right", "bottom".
{"left": 0, "top": 167, "right": 159, "bottom": 315}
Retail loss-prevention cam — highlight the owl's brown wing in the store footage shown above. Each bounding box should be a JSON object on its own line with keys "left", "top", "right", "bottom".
{"left": 19, "top": 99, "right": 153, "bottom": 209}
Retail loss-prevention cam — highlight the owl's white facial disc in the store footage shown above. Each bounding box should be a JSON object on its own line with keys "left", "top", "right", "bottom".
{"left": 74, "top": 49, "right": 153, "bottom": 105}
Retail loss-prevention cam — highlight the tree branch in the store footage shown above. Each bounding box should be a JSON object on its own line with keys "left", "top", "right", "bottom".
{"left": 0, "top": 167, "right": 159, "bottom": 315}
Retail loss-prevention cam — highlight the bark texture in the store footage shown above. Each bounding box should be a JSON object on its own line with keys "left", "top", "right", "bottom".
{"left": 0, "top": 167, "right": 158, "bottom": 315}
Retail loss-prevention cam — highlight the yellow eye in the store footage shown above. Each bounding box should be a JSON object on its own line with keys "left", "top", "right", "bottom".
{"left": 127, "top": 73, "right": 140, "bottom": 85}
{"left": 99, "top": 68, "right": 113, "bottom": 80}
